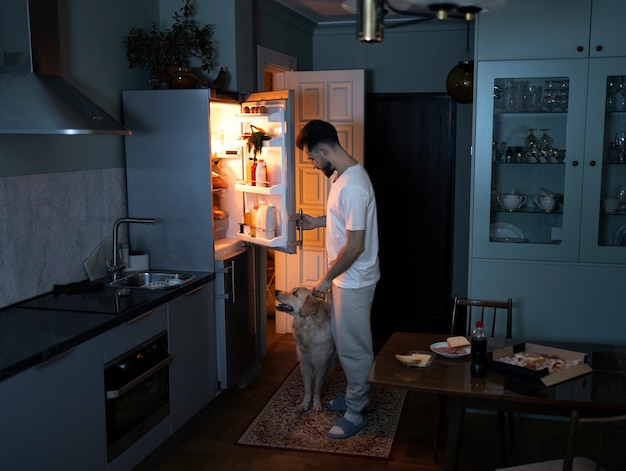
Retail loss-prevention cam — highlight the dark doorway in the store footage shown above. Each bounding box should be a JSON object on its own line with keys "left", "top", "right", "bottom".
{"left": 365, "top": 93, "right": 456, "bottom": 340}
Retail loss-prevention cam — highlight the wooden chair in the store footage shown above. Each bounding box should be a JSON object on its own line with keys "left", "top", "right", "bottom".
{"left": 433, "top": 295, "right": 514, "bottom": 464}
{"left": 496, "top": 410, "right": 626, "bottom": 470}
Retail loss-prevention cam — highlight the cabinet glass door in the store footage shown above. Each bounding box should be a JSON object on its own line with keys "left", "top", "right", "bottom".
{"left": 580, "top": 58, "right": 626, "bottom": 263}
{"left": 473, "top": 60, "right": 588, "bottom": 261}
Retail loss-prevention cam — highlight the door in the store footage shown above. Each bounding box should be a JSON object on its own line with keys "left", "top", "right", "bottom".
{"left": 273, "top": 69, "right": 365, "bottom": 333}
{"left": 366, "top": 93, "right": 456, "bottom": 337}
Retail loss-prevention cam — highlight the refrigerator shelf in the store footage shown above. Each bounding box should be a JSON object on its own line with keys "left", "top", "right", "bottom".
{"left": 236, "top": 232, "right": 286, "bottom": 248}
{"left": 235, "top": 182, "right": 283, "bottom": 195}
{"left": 235, "top": 110, "right": 284, "bottom": 123}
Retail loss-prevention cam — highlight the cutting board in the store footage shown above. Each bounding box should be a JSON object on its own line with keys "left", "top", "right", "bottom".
{"left": 83, "top": 238, "right": 111, "bottom": 281}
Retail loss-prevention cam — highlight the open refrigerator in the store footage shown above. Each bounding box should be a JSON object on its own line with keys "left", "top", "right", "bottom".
{"left": 209, "top": 90, "right": 300, "bottom": 388}
{"left": 123, "top": 88, "right": 299, "bottom": 390}
{"left": 210, "top": 90, "right": 300, "bottom": 254}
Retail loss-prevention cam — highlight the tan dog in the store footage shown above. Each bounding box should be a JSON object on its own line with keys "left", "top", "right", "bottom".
{"left": 274, "top": 287, "right": 337, "bottom": 412}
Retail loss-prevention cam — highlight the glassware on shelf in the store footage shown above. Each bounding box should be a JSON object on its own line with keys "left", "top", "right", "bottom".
{"left": 539, "top": 129, "right": 553, "bottom": 150}
{"left": 615, "top": 132, "right": 626, "bottom": 163}
{"left": 543, "top": 80, "right": 557, "bottom": 111}
{"left": 607, "top": 76, "right": 626, "bottom": 112}
{"left": 525, "top": 128, "right": 538, "bottom": 151}
{"left": 555, "top": 79, "right": 569, "bottom": 112}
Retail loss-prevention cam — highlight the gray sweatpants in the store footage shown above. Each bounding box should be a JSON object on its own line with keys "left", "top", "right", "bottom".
{"left": 329, "top": 282, "right": 377, "bottom": 415}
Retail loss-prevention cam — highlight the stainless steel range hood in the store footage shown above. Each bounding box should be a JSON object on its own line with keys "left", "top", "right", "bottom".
{"left": 0, "top": 0, "right": 130, "bottom": 135}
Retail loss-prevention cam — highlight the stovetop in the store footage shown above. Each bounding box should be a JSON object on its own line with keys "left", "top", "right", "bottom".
{"left": 17, "top": 288, "right": 152, "bottom": 315}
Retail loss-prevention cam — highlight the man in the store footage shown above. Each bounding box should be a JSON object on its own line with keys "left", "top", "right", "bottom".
{"left": 296, "top": 119, "right": 380, "bottom": 439}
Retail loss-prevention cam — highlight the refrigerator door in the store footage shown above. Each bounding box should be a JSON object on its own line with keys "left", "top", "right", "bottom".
{"left": 213, "top": 90, "right": 299, "bottom": 254}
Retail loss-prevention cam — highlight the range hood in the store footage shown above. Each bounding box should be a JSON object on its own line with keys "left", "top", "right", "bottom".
{"left": 0, "top": 0, "right": 130, "bottom": 135}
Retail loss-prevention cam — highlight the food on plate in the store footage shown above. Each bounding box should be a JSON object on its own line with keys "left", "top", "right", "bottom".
{"left": 395, "top": 353, "right": 432, "bottom": 365}
{"left": 432, "top": 344, "right": 469, "bottom": 356}
{"left": 495, "top": 351, "right": 582, "bottom": 373}
{"left": 447, "top": 336, "right": 470, "bottom": 350}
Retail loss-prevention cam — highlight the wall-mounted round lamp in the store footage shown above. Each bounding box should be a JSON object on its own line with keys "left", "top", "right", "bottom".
{"left": 446, "top": 60, "right": 474, "bottom": 104}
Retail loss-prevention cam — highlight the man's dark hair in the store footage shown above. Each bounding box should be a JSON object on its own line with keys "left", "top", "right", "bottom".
{"left": 296, "top": 119, "right": 339, "bottom": 151}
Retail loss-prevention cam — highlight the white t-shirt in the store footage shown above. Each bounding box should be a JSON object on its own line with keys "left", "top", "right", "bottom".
{"left": 326, "top": 163, "right": 380, "bottom": 289}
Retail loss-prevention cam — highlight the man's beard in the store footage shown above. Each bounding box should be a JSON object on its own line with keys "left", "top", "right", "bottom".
{"left": 320, "top": 158, "right": 334, "bottom": 178}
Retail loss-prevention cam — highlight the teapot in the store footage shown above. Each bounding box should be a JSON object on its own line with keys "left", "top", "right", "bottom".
{"left": 614, "top": 185, "right": 626, "bottom": 203}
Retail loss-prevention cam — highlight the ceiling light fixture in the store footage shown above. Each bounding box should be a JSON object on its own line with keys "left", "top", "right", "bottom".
{"left": 352, "top": 0, "right": 504, "bottom": 43}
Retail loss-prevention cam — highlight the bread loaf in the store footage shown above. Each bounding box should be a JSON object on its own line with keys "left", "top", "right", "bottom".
{"left": 447, "top": 336, "right": 470, "bottom": 350}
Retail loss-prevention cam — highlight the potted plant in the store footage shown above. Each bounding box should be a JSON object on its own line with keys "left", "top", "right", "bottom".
{"left": 124, "top": 0, "right": 225, "bottom": 89}
{"left": 246, "top": 125, "right": 271, "bottom": 160}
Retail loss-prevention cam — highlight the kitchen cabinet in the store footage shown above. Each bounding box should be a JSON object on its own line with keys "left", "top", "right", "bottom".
{"left": 472, "top": 58, "right": 588, "bottom": 262}
{"left": 0, "top": 335, "right": 107, "bottom": 471}
{"left": 168, "top": 281, "right": 217, "bottom": 431}
{"left": 476, "top": 0, "right": 626, "bottom": 61}
{"left": 469, "top": 2, "right": 626, "bottom": 344}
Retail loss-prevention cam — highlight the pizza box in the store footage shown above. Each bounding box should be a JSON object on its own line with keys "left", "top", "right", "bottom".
{"left": 487, "top": 342, "right": 593, "bottom": 389}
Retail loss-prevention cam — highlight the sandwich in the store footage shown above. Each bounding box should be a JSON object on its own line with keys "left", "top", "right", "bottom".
{"left": 446, "top": 336, "right": 470, "bottom": 350}
{"left": 395, "top": 353, "right": 432, "bottom": 365}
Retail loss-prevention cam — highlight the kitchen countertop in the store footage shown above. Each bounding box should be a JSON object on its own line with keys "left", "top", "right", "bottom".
{"left": 0, "top": 270, "right": 215, "bottom": 382}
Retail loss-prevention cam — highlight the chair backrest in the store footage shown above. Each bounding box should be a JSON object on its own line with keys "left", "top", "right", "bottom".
{"left": 450, "top": 295, "right": 513, "bottom": 338}
{"left": 563, "top": 410, "right": 626, "bottom": 471}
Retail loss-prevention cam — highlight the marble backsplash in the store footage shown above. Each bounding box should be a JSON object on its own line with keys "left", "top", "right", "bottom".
{"left": 0, "top": 168, "right": 127, "bottom": 309}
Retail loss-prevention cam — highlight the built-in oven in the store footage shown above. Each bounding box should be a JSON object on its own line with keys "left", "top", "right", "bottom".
{"left": 104, "top": 330, "right": 171, "bottom": 462}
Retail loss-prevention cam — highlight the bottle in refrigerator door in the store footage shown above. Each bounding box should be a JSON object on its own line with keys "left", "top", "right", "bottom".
{"left": 255, "top": 201, "right": 276, "bottom": 240}
{"left": 251, "top": 158, "right": 258, "bottom": 186}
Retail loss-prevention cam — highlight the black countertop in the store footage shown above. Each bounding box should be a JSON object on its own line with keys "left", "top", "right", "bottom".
{"left": 0, "top": 271, "right": 215, "bottom": 382}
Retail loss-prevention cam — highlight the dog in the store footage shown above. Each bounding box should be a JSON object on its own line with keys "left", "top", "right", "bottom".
{"left": 274, "top": 287, "right": 337, "bottom": 412}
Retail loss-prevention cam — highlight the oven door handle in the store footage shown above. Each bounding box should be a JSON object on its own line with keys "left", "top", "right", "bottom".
{"left": 106, "top": 355, "right": 172, "bottom": 399}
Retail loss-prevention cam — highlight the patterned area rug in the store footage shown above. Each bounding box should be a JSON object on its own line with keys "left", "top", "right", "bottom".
{"left": 236, "top": 363, "right": 407, "bottom": 458}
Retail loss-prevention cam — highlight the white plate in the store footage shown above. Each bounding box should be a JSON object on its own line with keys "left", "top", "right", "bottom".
{"left": 615, "top": 225, "right": 626, "bottom": 246}
{"left": 490, "top": 222, "right": 524, "bottom": 240}
{"left": 430, "top": 341, "right": 471, "bottom": 358}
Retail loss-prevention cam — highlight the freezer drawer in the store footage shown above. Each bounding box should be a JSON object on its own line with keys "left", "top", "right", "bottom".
{"left": 215, "top": 247, "right": 259, "bottom": 389}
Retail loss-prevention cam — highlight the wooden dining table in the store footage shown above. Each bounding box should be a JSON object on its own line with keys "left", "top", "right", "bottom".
{"left": 367, "top": 332, "right": 626, "bottom": 471}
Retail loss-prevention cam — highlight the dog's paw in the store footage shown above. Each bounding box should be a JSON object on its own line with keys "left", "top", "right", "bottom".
{"left": 311, "top": 400, "right": 323, "bottom": 412}
{"left": 297, "top": 402, "right": 310, "bottom": 412}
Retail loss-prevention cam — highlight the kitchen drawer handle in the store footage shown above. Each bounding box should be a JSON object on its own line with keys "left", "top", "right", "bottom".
{"left": 106, "top": 356, "right": 171, "bottom": 399}
{"left": 185, "top": 285, "right": 205, "bottom": 296}
{"left": 230, "top": 260, "right": 237, "bottom": 303}
{"left": 36, "top": 348, "right": 73, "bottom": 368}
{"left": 572, "top": 160, "right": 579, "bottom": 167}
{"left": 589, "top": 160, "right": 596, "bottom": 167}
{"left": 127, "top": 309, "right": 153, "bottom": 324}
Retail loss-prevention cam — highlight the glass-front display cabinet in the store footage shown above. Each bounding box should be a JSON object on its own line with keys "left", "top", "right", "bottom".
{"left": 579, "top": 57, "right": 626, "bottom": 263}
{"left": 473, "top": 58, "right": 626, "bottom": 264}
{"left": 472, "top": 59, "right": 587, "bottom": 262}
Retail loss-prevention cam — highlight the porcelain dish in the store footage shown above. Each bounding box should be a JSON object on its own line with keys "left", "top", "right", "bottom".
{"left": 489, "top": 222, "right": 527, "bottom": 243}
{"left": 430, "top": 341, "right": 471, "bottom": 358}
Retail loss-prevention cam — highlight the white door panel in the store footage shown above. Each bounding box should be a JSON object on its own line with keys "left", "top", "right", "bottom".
{"left": 274, "top": 69, "right": 365, "bottom": 333}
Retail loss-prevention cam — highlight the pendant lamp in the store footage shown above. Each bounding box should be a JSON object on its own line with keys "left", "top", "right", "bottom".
{"left": 446, "top": 21, "right": 474, "bottom": 104}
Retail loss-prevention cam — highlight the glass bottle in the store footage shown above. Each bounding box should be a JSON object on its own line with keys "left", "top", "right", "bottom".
{"left": 470, "top": 320, "right": 487, "bottom": 378}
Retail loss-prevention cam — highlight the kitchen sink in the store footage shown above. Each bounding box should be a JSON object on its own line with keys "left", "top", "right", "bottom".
{"left": 109, "top": 271, "right": 195, "bottom": 290}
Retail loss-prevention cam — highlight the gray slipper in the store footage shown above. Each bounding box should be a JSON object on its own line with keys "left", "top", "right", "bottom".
{"left": 326, "top": 395, "right": 375, "bottom": 413}
{"left": 327, "top": 416, "right": 369, "bottom": 439}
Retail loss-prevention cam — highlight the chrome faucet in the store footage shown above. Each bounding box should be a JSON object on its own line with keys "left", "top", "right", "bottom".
{"left": 107, "top": 217, "right": 156, "bottom": 278}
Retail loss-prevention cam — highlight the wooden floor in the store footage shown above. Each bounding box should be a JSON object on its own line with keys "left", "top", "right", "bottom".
{"left": 136, "top": 322, "right": 570, "bottom": 471}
